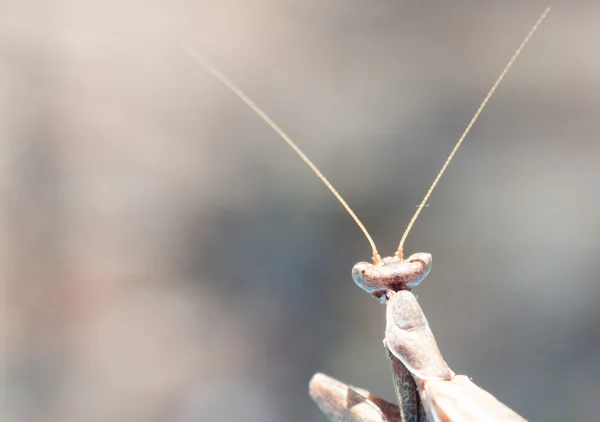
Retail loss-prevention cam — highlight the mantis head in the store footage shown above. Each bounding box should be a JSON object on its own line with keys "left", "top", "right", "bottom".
{"left": 352, "top": 253, "right": 432, "bottom": 303}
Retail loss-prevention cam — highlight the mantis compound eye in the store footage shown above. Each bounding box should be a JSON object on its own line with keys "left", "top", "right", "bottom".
{"left": 403, "top": 253, "right": 432, "bottom": 287}
{"left": 352, "top": 262, "right": 385, "bottom": 294}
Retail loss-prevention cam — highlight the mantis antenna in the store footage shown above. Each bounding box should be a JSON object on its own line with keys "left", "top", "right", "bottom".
{"left": 188, "top": 6, "right": 549, "bottom": 265}
{"left": 396, "top": 7, "right": 550, "bottom": 259}
{"left": 186, "top": 47, "right": 383, "bottom": 264}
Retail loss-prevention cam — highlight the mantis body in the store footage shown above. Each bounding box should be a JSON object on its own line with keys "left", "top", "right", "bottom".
{"left": 189, "top": 7, "right": 550, "bottom": 421}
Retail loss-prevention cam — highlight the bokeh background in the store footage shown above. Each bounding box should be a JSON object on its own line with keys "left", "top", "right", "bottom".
{"left": 2, "top": 1, "right": 599, "bottom": 421}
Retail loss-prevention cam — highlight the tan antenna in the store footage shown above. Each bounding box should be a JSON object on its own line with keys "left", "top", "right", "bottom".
{"left": 187, "top": 47, "right": 382, "bottom": 264}
{"left": 396, "top": 7, "right": 550, "bottom": 260}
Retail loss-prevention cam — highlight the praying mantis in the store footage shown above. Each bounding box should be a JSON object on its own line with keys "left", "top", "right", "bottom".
{"left": 188, "top": 6, "right": 550, "bottom": 421}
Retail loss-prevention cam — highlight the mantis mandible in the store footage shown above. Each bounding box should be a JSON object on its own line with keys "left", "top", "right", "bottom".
{"left": 188, "top": 6, "right": 550, "bottom": 421}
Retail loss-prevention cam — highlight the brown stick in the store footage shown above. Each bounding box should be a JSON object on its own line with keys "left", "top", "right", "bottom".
{"left": 385, "top": 346, "right": 426, "bottom": 422}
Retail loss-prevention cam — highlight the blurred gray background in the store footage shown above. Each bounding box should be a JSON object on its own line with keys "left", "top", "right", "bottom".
{"left": 2, "top": 1, "right": 599, "bottom": 421}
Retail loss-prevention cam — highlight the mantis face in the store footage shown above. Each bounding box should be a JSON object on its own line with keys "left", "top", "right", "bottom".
{"left": 352, "top": 253, "right": 432, "bottom": 302}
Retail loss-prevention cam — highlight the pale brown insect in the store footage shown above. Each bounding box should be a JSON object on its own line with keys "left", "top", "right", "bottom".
{"left": 188, "top": 7, "right": 550, "bottom": 421}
